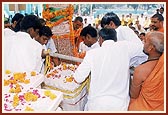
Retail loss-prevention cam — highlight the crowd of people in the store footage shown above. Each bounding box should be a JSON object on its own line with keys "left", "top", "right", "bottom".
{"left": 74, "top": 10, "right": 164, "bottom": 111}
{"left": 4, "top": 6, "right": 164, "bottom": 111}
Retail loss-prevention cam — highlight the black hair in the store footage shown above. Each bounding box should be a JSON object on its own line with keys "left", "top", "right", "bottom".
{"left": 156, "top": 8, "right": 160, "bottom": 14}
{"left": 151, "top": 13, "right": 164, "bottom": 21}
{"left": 39, "top": 26, "right": 53, "bottom": 37}
{"left": 13, "top": 19, "right": 23, "bottom": 32}
{"left": 80, "top": 26, "right": 97, "bottom": 38}
{"left": 4, "top": 20, "right": 9, "bottom": 24}
{"left": 11, "top": 13, "right": 24, "bottom": 23}
{"left": 80, "top": 26, "right": 87, "bottom": 36}
{"left": 74, "top": 16, "right": 83, "bottom": 23}
{"left": 20, "top": 15, "right": 42, "bottom": 31}
{"left": 101, "top": 12, "right": 121, "bottom": 28}
{"left": 99, "top": 28, "right": 117, "bottom": 42}
{"left": 160, "top": 7, "right": 164, "bottom": 11}
{"left": 140, "top": 32, "right": 145, "bottom": 36}
{"left": 129, "top": 26, "right": 136, "bottom": 31}
{"left": 134, "top": 30, "right": 139, "bottom": 35}
{"left": 39, "top": 18, "right": 46, "bottom": 25}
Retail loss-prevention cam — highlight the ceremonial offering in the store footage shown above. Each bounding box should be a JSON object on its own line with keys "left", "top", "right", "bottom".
{"left": 44, "top": 63, "right": 89, "bottom": 111}
{"left": 3, "top": 88, "right": 63, "bottom": 112}
{"left": 4, "top": 71, "right": 44, "bottom": 93}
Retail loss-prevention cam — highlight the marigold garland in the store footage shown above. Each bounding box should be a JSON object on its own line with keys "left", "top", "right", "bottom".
{"left": 42, "top": 4, "right": 78, "bottom": 57}
{"left": 42, "top": 4, "right": 74, "bottom": 22}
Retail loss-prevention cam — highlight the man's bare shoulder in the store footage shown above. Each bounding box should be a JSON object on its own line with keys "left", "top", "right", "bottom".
{"left": 134, "top": 61, "right": 156, "bottom": 81}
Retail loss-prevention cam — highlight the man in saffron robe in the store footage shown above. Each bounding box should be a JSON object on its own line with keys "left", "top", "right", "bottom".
{"left": 73, "top": 16, "right": 83, "bottom": 49}
{"left": 128, "top": 31, "right": 164, "bottom": 111}
{"left": 150, "top": 13, "right": 164, "bottom": 33}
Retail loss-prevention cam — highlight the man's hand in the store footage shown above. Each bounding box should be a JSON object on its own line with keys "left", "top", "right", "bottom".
{"left": 41, "top": 49, "right": 50, "bottom": 58}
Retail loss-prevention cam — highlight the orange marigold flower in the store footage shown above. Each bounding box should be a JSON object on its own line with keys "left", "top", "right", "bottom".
{"left": 5, "top": 70, "right": 11, "bottom": 74}
{"left": 31, "top": 71, "right": 36, "bottom": 76}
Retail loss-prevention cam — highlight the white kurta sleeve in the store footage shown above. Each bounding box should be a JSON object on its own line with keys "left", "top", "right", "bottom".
{"left": 127, "top": 41, "right": 144, "bottom": 60}
{"left": 73, "top": 52, "right": 91, "bottom": 83}
{"left": 46, "top": 38, "right": 57, "bottom": 53}
{"left": 116, "top": 26, "right": 148, "bottom": 67}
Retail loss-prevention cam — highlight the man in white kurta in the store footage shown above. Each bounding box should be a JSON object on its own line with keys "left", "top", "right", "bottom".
{"left": 101, "top": 12, "right": 148, "bottom": 67}
{"left": 4, "top": 31, "right": 43, "bottom": 73}
{"left": 4, "top": 15, "right": 43, "bottom": 73}
{"left": 73, "top": 28, "right": 143, "bottom": 111}
{"left": 79, "top": 26, "right": 100, "bottom": 53}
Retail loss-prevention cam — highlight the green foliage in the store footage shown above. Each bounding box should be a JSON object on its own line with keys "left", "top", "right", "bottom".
{"left": 50, "top": 15, "right": 64, "bottom": 22}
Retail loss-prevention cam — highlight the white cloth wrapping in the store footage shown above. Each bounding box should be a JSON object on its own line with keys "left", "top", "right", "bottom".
{"left": 74, "top": 40, "right": 143, "bottom": 111}
{"left": 4, "top": 31, "right": 43, "bottom": 73}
